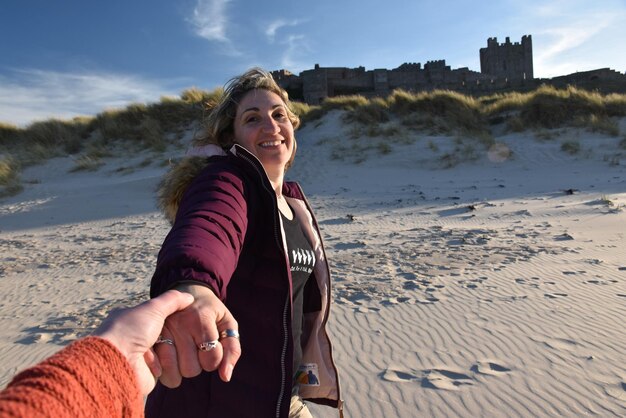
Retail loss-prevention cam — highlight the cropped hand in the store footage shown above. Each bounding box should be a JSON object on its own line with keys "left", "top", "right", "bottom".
{"left": 155, "top": 283, "right": 242, "bottom": 388}
{"left": 93, "top": 290, "right": 194, "bottom": 395}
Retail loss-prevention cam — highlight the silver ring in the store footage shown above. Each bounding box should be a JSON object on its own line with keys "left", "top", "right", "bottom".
{"left": 198, "top": 340, "right": 219, "bottom": 352}
{"left": 155, "top": 336, "right": 174, "bottom": 346}
{"left": 219, "top": 329, "right": 240, "bottom": 340}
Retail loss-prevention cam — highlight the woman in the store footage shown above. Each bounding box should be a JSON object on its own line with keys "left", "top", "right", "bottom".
{"left": 146, "top": 68, "right": 342, "bottom": 417}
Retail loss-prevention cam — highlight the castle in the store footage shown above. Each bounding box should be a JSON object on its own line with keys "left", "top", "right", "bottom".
{"left": 272, "top": 35, "right": 626, "bottom": 103}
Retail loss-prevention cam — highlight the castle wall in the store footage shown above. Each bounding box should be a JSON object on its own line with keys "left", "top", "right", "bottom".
{"left": 543, "top": 68, "right": 626, "bottom": 94}
{"left": 299, "top": 66, "right": 375, "bottom": 103}
{"left": 273, "top": 35, "right": 626, "bottom": 104}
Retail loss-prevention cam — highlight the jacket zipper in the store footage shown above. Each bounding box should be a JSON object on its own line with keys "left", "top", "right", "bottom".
{"left": 234, "top": 146, "right": 283, "bottom": 250}
{"left": 275, "top": 292, "right": 290, "bottom": 417}
{"left": 296, "top": 184, "right": 343, "bottom": 414}
{"left": 235, "top": 147, "right": 291, "bottom": 418}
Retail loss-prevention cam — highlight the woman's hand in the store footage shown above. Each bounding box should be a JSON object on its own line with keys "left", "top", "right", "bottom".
{"left": 155, "top": 283, "right": 242, "bottom": 388}
{"left": 93, "top": 290, "right": 195, "bottom": 396}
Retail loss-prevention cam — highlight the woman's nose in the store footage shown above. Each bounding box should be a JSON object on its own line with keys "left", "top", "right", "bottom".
{"left": 261, "top": 117, "right": 280, "bottom": 133}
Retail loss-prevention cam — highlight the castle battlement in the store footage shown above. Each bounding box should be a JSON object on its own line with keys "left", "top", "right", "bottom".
{"left": 480, "top": 35, "right": 533, "bottom": 81}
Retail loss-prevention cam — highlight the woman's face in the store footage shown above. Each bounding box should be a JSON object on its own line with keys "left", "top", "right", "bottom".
{"left": 233, "top": 89, "right": 295, "bottom": 175}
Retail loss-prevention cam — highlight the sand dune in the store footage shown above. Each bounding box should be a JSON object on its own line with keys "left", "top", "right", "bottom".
{"left": 1, "top": 114, "right": 625, "bottom": 417}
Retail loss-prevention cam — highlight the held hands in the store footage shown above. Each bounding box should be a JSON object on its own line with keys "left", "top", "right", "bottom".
{"left": 93, "top": 285, "right": 241, "bottom": 395}
{"left": 155, "top": 283, "right": 242, "bottom": 388}
{"left": 93, "top": 290, "right": 195, "bottom": 396}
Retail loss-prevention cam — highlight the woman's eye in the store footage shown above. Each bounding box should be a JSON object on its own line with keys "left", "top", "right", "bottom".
{"left": 245, "top": 116, "right": 258, "bottom": 123}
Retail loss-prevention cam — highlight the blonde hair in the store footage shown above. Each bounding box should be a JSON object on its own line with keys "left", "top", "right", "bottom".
{"left": 195, "top": 68, "right": 300, "bottom": 168}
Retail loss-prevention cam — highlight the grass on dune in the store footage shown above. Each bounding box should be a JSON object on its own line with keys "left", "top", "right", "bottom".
{"left": 482, "top": 85, "right": 625, "bottom": 135}
{"left": 0, "top": 87, "right": 223, "bottom": 196}
{"left": 0, "top": 156, "right": 23, "bottom": 198}
{"left": 4, "top": 84, "right": 622, "bottom": 160}
{"left": 390, "top": 89, "right": 488, "bottom": 138}
{"left": 300, "top": 84, "right": 626, "bottom": 136}
{"left": 1, "top": 84, "right": 626, "bottom": 195}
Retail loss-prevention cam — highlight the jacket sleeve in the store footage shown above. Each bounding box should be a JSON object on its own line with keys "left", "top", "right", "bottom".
{"left": 0, "top": 337, "right": 142, "bottom": 418}
{"left": 150, "top": 163, "right": 248, "bottom": 300}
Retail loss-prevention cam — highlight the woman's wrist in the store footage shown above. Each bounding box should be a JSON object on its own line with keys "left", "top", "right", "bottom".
{"left": 173, "top": 282, "right": 217, "bottom": 299}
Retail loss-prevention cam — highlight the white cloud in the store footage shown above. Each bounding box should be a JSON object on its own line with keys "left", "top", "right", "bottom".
{"left": 265, "top": 19, "right": 304, "bottom": 43}
{"left": 0, "top": 69, "right": 178, "bottom": 126}
{"left": 517, "top": 0, "right": 626, "bottom": 77}
{"left": 187, "top": 0, "right": 243, "bottom": 56}
{"left": 188, "top": 0, "right": 231, "bottom": 42}
{"left": 534, "top": 18, "right": 610, "bottom": 70}
{"left": 533, "top": 16, "right": 620, "bottom": 77}
{"left": 280, "top": 35, "right": 311, "bottom": 72}
{"left": 258, "top": 18, "right": 311, "bottom": 72}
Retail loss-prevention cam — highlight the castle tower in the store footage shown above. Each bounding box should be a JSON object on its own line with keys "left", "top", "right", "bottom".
{"left": 480, "top": 35, "right": 533, "bottom": 81}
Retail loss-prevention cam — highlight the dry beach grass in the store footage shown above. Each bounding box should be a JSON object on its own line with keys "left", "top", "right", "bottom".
{"left": 0, "top": 86, "right": 625, "bottom": 417}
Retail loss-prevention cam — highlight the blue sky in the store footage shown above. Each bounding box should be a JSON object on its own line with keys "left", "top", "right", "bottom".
{"left": 1, "top": 0, "right": 625, "bottom": 126}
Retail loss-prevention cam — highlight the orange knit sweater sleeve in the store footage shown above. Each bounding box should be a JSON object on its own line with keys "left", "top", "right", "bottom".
{"left": 0, "top": 336, "right": 143, "bottom": 418}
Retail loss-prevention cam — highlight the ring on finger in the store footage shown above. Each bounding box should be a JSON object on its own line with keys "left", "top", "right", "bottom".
{"left": 198, "top": 340, "right": 219, "bottom": 352}
{"left": 155, "top": 336, "right": 174, "bottom": 346}
{"left": 219, "top": 329, "right": 240, "bottom": 340}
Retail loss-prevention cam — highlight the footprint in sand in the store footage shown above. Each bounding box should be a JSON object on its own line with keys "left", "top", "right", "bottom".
{"left": 533, "top": 337, "right": 579, "bottom": 353}
{"left": 470, "top": 361, "right": 511, "bottom": 376}
{"left": 544, "top": 292, "right": 568, "bottom": 299}
{"left": 554, "top": 233, "right": 574, "bottom": 241}
{"left": 604, "top": 382, "right": 626, "bottom": 401}
{"left": 403, "top": 281, "right": 421, "bottom": 291}
{"left": 585, "top": 279, "right": 616, "bottom": 285}
{"left": 15, "top": 332, "right": 53, "bottom": 345}
{"left": 381, "top": 297, "right": 414, "bottom": 306}
{"left": 414, "top": 296, "right": 441, "bottom": 304}
{"left": 421, "top": 369, "right": 474, "bottom": 391}
{"left": 458, "top": 277, "right": 488, "bottom": 289}
{"left": 355, "top": 306, "right": 380, "bottom": 313}
{"left": 381, "top": 368, "right": 418, "bottom": 383}
{"left": 333, "top": 241, "right": 366, "bottom": 250}
{"left": 515, "top": 277, "right": 540, "bottom": 288}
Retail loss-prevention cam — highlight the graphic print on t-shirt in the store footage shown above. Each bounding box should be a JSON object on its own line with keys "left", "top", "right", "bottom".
{"left": 290, "top": 248, "right": 316, "bottom": 274}
{"left": 295, "top": 363, "right": 321, "bottom": 386}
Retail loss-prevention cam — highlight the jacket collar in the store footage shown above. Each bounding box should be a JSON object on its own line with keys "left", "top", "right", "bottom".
{"left": 184, "top": 143, "right": 302, "bottom": 200}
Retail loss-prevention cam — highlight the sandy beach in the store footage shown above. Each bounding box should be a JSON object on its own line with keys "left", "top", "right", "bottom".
{"left": 1, "top": 113, "right": 625, "bottom": 417}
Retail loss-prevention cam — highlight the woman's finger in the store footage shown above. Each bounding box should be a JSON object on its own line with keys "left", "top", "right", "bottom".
{"left": 154, "top": 326, "right": 182, "bottom": 388}
{"left": 216, "top": 311, "right": 241, "bottom": 382}
{"left": 197, "top": 335, "right": 224, "bottom": 373}
{"left": 218, "top": 334, "right": 241, "bottom": 382}
{"left": 170, "top": 323, "right": 204, "bottom": 378}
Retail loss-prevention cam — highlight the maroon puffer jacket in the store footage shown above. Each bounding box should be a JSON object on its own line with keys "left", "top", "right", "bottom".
{"left": 146, "top": 145, "right": 341, "bottom": 418}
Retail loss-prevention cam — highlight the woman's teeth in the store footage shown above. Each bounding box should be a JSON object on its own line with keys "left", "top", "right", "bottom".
{"left": 259, "top": 140, "right": 282, "bottom": 148}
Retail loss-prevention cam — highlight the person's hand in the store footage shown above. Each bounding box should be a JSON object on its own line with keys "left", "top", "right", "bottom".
{"left": 93, "top": 290, "right": 194, "bottom": 395}
{"left": 155, "top": 283, "right": 242, "bottom": 388}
